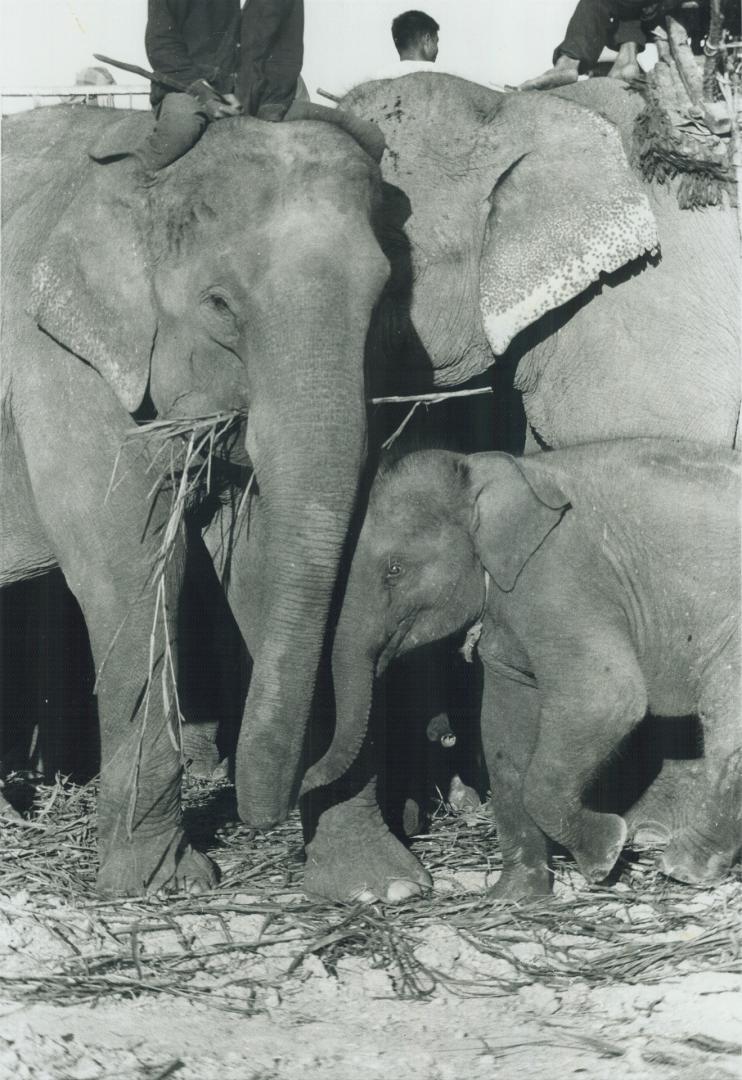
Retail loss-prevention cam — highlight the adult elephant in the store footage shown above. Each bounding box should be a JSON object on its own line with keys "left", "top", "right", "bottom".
{"left": 1, "top": 104, "right": 388, "bottom": 895}
{"left": 343, "top": 72, "right": 739, "bottom": 447}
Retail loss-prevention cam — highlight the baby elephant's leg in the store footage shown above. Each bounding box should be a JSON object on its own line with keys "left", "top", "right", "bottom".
{"left": 661, "top": 652, "right": 742, "bottom": 883}
{"left": 523, "top": 638, "right": 647, "bottom": 883}
{"left": 481, "top": 668, "right": 553, "bottom": 900}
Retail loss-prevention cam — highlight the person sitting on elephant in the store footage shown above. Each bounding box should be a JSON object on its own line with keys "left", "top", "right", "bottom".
{"left": 518, "top": 0, "right": 685, "bottom": 91}
{"left": 238, "top": 0, "right": 305, "bottom": 122}
{"left": 391, "top": 9, "right": 440, "bottom": 63}
{"left": 140, "top": 0, "right": 304, "bottom": 172}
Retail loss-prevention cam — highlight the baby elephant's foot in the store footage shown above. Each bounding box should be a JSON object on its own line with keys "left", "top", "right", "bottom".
{"left": 97, "top": 830, "right": 219, "bottom": 897}
{"left": 489, "top": 864, "right": 553, "bottom": 903}
{"left": 659, "top": 830, "right": 737, "bottom": 885}
{"left": 571, "top": 813, "right": 627, "bottom": 883}
{"left": 305, "top": 800, "right": 432, "bottom": 904}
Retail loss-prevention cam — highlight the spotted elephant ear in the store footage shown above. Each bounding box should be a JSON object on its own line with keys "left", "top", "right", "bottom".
{"left": 479, "top": 92, "right": 659, "bottom": 356}
{"left": 468, "top": 452, "right": 570, "bottom": 593}
{"left": 28, "top": 138, "right": 156, "bottom": 414}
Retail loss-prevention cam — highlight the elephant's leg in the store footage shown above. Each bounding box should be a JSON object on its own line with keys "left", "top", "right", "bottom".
{"left": 179, "top": 528, "right": 246, "bottom": 777}
{"left": 217, "top": 503, "right": 430, "bottom": 904}
{"left": 481, "top": 668, "right": 553, "bottom": 901}
{"left": 625, "top": 755, "right": 701, "bottom": 846}
{"left": 15, "top": 355, "right": 217, "bottom": 896}
{"left": 523, "top": 641, "right": 647, "bottom": 883}
{"left": 303, "top": 776, "right": 432, "bottom": 903}
{"left": 660, "top": 658, "right": 742, "bottom": 884}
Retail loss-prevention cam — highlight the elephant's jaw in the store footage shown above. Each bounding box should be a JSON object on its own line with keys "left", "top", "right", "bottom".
{"left": 375, "top": 614, "right": 417, "bottom": 676}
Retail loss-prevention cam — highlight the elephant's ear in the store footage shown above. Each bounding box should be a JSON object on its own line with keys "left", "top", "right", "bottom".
{"left": 479, "top": 93, "right": 659, "bottom": 355}
{"left": 28, "top": 156, "right": 155, "bottom": 413}
{"left": 468, "top": 453, "right": 570, "bottom": 592}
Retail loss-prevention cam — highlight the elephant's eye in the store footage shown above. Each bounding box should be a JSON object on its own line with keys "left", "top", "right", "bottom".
{"left": 385, "top": 556, "right": 403, "bottom": 581}
{"left": 203, "top": 291, "right": 234, "bottom": 319}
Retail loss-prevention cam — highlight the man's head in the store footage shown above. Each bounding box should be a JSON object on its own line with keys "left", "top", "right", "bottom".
{"left": 391, "top": 10, "right": 439, "bottom": 62}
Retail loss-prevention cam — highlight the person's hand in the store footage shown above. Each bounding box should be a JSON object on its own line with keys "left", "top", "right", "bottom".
{"left": 214, "top": 92, "right": 242, "bottom": 117}
{"left": 188, "top": 81, "right": 242, "bottom": 119}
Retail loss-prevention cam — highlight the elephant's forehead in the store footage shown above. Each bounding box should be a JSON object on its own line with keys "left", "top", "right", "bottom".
{"left": 191, "top": 116, "right": 375, "bottom": 187}
{"left": 148, "top": 130, "right": 375, "bottom": 241}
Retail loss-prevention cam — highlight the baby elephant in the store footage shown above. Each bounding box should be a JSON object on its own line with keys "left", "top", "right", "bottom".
{"left": 303, "top": 440, "right": 741, "bottom": 898}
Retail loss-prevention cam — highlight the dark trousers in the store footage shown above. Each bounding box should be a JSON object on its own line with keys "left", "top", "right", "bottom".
{"left": 239, "top": 0, "right": 304, "bottom": 120}
{"left": 138, "top": 92, "right": 210, "bottom": 172}
{"left": 554, "top": 0, "right": 663, "bottom": 66}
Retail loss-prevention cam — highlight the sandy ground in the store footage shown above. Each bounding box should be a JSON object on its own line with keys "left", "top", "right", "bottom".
{"left": 0, "top": 783, "right": 740, "bottom": 1080}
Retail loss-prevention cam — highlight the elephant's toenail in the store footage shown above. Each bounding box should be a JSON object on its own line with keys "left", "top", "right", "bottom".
{"left": 633, "top": 820, "right": 671, "bottom": 845}
{"left": 353, "top": 888, "right": 378, "bottom": 904}
{"left": 386, "top": 880, "right": 419, "bottom": 902}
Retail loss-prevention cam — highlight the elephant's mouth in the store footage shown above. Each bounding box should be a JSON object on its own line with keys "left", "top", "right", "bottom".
{"left": 375, "top": 613, "right": 417, "bottom": 676}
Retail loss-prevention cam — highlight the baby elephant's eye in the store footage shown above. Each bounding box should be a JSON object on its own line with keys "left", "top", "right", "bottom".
{"left": 385, "top": 556, "right": 403, "bottom": 580}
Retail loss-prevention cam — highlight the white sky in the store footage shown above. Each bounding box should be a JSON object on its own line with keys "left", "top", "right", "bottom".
{"left": 1, "top": 0, "right": 589, "bottom": 107}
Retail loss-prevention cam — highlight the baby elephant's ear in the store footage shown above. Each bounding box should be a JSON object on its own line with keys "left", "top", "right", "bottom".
{"left": 468, "top": 453, "right": 570, "bottom": 592}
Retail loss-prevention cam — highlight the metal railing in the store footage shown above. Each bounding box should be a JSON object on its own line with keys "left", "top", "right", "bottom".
{"left": 1, "top": 86, "right": 150, "bottom": 111}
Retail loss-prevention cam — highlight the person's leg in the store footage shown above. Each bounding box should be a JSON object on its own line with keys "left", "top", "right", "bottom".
{"left": 256, "top": 0, "right": 304, "bottom": 120}
{"left": 138, "top": 92, "right": 209, "bottom": 172}
{"left": 240, "top": 0, "right": 303, "bottom": 121}
{"left": 608, "top": 18, "right": 646, "bottom": 80}
{"left": 557, "top": 0, "right": 616, "bottom": 66}
{"left": 518, "top": 0, "right": 614, "bottom": 90}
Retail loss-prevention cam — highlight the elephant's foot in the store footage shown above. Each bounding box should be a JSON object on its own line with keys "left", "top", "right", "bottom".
{"left": 181, "top": 724, "right": 225, "bottom": 780}
{"left": 304, "top": 796, "right": 432, "bottom": 904}
{"left": 488, "top": 864, "right": 553, "bottom": 903}
{"left": 97, "top": 828, "right": 219, "bottom": 897}
{"left": 402, "top": 797, "right": 426, "bottom": 838}
{"left": 659, "top": 829, "right": 737, "bottom": 886}
{"left": 570, "top": 812, "right": 628, "bottom": 883}
{"left": 629, "top": 819, "right": 672, "bottom": 847}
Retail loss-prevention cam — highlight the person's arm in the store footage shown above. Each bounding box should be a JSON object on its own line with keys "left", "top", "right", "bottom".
{"left": 145, "top": 0, "right": 208, "bottom": 86}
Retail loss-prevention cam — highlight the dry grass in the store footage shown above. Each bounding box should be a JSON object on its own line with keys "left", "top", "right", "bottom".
{"left": 1, "top": 772, "right": 740, "bottom": 1021}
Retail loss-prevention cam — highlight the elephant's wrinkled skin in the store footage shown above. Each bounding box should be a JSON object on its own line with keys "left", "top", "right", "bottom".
{"left": 1, "top": 106, "right": 387, "bottom": 895}
{"left": 304, "top": 442, "right": 742, "bottom": 898}
{"left": 345, "top": 74, "right": 739, "bottom": 446}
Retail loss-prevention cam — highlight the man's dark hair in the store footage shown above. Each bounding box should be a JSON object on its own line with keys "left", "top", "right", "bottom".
{"left": 391, "top": 10, "right": 439, "bottom": 52}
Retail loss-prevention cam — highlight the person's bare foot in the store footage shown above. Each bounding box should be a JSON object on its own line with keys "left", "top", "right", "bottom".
{"left": 518, "top": 55, "right": 579, "bottom": 92}
{"left": 608, "top": 42, "right": 641, "bottom": 82}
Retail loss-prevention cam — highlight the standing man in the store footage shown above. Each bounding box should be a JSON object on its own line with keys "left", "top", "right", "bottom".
{"left": 141, "top": 0, "right": 304, "bottom": 171}
{"left": 391, "top": 10, "right": 440, "bottom": 63}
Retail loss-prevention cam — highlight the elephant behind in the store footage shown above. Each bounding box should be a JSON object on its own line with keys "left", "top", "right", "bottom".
{"left": 1, "top": 104, "right": 388, "bottom": 894}
{"left": 344, "top": 73, "right": 739, "bottom": 448}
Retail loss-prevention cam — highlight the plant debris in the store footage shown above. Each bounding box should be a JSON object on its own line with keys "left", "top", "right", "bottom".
{"left": 1, "top": 773, "right": 740, "bottom": 1019}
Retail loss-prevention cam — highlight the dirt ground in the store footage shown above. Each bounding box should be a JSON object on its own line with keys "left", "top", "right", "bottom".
{"left": 0, "top": 778, "right": 740, "bottom": 1080}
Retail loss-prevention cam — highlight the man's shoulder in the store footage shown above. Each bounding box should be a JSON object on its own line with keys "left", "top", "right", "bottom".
{"left": 365, "top": 60, "right": 438, "bottom": 82}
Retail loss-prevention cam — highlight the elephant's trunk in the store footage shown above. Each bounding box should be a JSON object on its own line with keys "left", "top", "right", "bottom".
{"left": 235, "top": 341, "right": 368, "bottom": 828}
{"left": 301, "top": 586, "right": 378, "bottom": 796}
